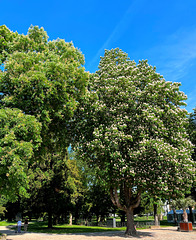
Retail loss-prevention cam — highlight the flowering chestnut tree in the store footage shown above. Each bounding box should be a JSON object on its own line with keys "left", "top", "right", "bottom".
{"left": 72, "top": 48, "right": 195, "bottom": 235}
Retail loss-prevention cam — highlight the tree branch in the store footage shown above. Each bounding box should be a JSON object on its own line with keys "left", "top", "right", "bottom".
{"left": 131, "top": 190, "right": 142, "bottom": 209}
{"left": 110, "top": 187, "right": 126, "bottom": 211}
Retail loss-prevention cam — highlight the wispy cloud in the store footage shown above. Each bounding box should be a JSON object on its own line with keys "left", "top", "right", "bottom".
{"left": 87, "top": 0, "right": 146, "bottom": 70}
{"left": 146, "top": 27, "right": 196, "bottom": 112}
{"left": 147, "top": 28, "right": 196, "bottom": 80}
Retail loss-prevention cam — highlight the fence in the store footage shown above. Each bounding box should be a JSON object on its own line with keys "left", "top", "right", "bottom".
{"left": 116, "top": 221, "right": 158, "bottom": 228}
{"left": 78, "top": 219, "right": 157, "bottom": 228}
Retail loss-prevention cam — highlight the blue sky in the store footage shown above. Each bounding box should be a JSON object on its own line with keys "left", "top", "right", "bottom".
{"left": 0, "top": 0, "right": 196, "bottom": 113}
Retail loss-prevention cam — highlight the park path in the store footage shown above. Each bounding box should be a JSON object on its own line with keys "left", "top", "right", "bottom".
{"left": 0, "top": 226, "right": 196, "bottom": 240}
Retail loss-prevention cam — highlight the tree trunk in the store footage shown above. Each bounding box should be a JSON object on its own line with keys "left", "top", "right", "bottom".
{"left": 182, "top": 209, "right": 188, "bottom": 222}
{"left": 189, "top": 206, "right": 193, "bottom": 223}
{"left": 120, "top": 212, "right": 126, "bottom": 226}
{"left": 48, "top": 211, "right": 53, "bottom": 228}
{"left": 154, "top": 204, "right": 159, "bottom": 226}
{"left": 74, "top": 208, "right": 79, "bottom": 224}
{"left": 69, "top": 213, "right": 73, "bottom": 225}
{"left": 96, "top": 215, "right": 99, "bottom": 225}
{"left": 125, "top": 208, "right": 137, "bottom": 236}
{"left": 110, "top": 186, "right": 141, "bottom": 236}
{"left": 173, "top": 208, "right": 177, "bottom": 225}
{"left": 53, "top": 215, "right": 59, "bottom": 225}
{"left": 158, "top": 214, "right": 163, "bottom": 221}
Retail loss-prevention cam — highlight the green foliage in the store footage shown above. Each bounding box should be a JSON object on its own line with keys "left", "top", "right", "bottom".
{"left": 141, "top": 194, "right": 164, "bottom": 216}
{"left": 0, "top": 108, "right": 41, "bottom": 200}
{"left": 0, "top": 206, "right": 6, "bottom": 217}
{"left": 0, "top": 24, "right": 89, "bottom": 228}
{"left": 171, "top": 196, "right": 196, "bottom": 222}
{"left": 0, "top": 197, "right": 7, "bottom": 218}
{"left": 0, "top": 24, "right": 88, "bottom": 207}
{"left": 71, "top": 48, "right": 195, "bottom": 235}
{"left": 84, "top": 182, "right": 116, "bottom": 222}
{"left": 0, "top": 25, "right": 18, "bottom": 64}
{"left": 72, "top": 48, "right": 194, "bottom": 201}
{"left": 188, "top": 108, "right": 196, "bottom": 162}
{"left": 0, "top": 25, "right": 88, "bottom": 146}
{"left": 171, "top": 196, "right": 196, "bottom": 210}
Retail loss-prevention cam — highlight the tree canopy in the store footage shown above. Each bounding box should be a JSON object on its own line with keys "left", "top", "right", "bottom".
{"left": 0, "top": 25, "right": 88, "bottom": 148}
{"left": 71, "top": 48, "right": 195, "bottom": 235}
{"left": 188, "top": 108, "right": 196, "bottom": 162}
{"left": 171, "top": 196, "right": 196, "bottom": 222}
{"left": 0, "top": 25, "right": 195, "bottom": 234}
{"left": 0, "top": 25, "right": 89, "bottom": 212}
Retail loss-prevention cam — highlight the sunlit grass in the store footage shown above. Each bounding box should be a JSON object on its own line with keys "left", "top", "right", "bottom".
{"left": 0, "top": 221, "right": 16, "bottom": 226}
{"left": 27, "top": 221, "right": 126, "bottom": 234}
{"left": 0, "top": 218, "right": 184, "bottom": 234}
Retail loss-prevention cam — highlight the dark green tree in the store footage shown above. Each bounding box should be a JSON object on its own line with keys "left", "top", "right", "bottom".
{"left": 87, "top": 182, "right": 116, "bottom": 224}
{"left": 188, "top": 108, "right": 196, "bottom": 163}
{"left": 26, "top": 153, "right": 84, "bottom": 227}
{"left": 0, "top": 25, "right": 89, "bottom": 226}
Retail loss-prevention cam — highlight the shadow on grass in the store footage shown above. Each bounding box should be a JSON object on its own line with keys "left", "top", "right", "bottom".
{"left": 1, "top": 223, "right": 164, "bottom": 239}
{"left": 5, "top": 221, "right": 193, "bottom": 239}
{"left": 28, "top": 222, "right": 126, "bottom": 234}
{"left": 160, "top": 220, "right": 176, "bottom": 226}
{"left": 25, "top": 222, "right": 154, "bottom": 238}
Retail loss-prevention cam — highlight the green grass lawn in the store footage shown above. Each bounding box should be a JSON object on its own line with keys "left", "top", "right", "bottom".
{"left": 0, "top": 221, "right": 16, "bottom": 226}
{"left": 134, "top": 216, "right": 155, "bottom": 221}
{"left": 0, "top": 218, "right": 182, "bottom": 234}
{"left": 27, "top": 221, "right": 126, "bottom": 234}
{"left": 134, "top": 216, "right": 168, "bottom": 221}
{"left": 20, "top": 220, "right": 177, "bottom": 234}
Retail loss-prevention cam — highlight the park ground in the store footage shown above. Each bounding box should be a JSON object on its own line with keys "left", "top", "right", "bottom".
{"left": 1, "top": 226, "right": 196, "bottom": 240}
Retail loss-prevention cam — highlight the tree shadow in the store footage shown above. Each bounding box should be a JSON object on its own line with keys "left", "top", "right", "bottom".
{"left": 3, "top": 225, "right": 154, "bottom": 239}
{"left": 5, "top": 230, "right": 154, "bottom": 239}
{"left": 64, "top": 230, "right": 154, "bottom": 238}
{"left": 0, "top": 225, "right": 28, "bottom": 236}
